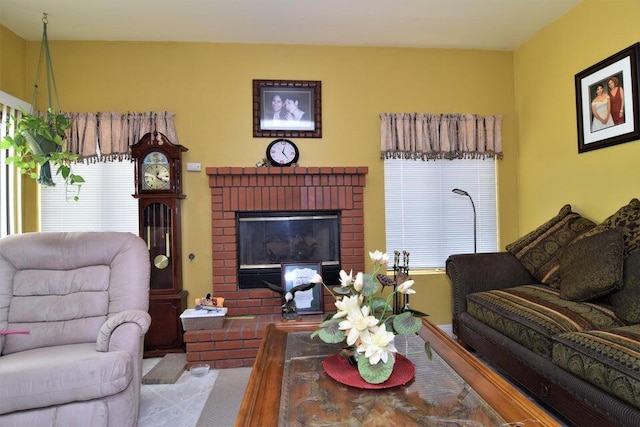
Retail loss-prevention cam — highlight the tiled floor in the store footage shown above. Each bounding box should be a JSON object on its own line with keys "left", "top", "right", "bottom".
{"left": 138, "top": 358, "right": 218, "bottom": 427}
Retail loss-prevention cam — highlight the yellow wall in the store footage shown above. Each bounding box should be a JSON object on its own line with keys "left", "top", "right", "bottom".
{"left": 0, "top": 39, "right": 522, "bottom": 325}
{"left": 514, "top": 0, "right": 640, "bottom": 230}
{"left": 0, "top": 25, "right": 26, "bottom": 98}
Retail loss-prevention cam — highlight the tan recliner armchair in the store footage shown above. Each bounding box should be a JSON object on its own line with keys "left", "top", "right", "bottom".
{"left": 0, "top": 232, "right": 151, "bottom": 427}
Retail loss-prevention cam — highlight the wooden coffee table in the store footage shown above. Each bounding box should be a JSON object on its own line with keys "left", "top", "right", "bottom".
{"left": 236, "top": 319, "right": 561, "bottom": 426}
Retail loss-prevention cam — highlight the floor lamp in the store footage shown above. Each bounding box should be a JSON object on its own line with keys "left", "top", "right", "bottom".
{"left": 452, "top": 188, "right": 477, "bottom": 253}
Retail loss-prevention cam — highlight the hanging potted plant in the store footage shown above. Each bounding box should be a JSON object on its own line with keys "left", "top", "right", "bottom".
{"left": 1, "top": 14, "right": 84, "bottom": 200}
{"left": 1, "top": 109, "right": 84, "bottom": 200}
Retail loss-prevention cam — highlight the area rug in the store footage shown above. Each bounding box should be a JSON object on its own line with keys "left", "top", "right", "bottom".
{"left": 196, "top": 367, "right": 252, "bottom": 427}
{"left": 142, "top": 353, "right": 186, "bottom": 384}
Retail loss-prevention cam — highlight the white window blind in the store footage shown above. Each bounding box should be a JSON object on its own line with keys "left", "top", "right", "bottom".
{"left": 1, "top": 91, "right": 31, "bottom": 237}
{"left": 40, "top": 161, "right": 138, "bottom": 233}
{"left": 384, "top": 158, "right": 498, "bottom": 269}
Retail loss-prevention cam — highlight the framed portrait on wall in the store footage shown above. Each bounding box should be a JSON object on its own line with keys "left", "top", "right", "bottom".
{"left": 575, "top": 43, "right": 640, "bottom": 153}
{"left": 281, "top": 262, "right": 323, "bottom": 314}
{"left": 253, "top": 79, "right": 322, "bottom": 138}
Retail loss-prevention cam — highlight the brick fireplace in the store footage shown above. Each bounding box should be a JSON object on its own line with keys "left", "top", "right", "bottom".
{"left": 184, "top": 166, "right": 368, "bottom": 368}
{"left": 206, "top": 166, "right": 368, "bottom": 315}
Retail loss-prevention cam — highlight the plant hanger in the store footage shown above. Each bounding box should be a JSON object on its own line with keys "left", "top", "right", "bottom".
{"left": 0, "top": 12, "right": 84, "bottom": 197}
{"left": 31, "top": 12, "right": 62, "bottom": 115}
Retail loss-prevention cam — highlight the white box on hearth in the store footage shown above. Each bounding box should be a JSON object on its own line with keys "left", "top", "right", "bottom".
{"left": 180, "top": 308, "right": 228, "bottom": 330}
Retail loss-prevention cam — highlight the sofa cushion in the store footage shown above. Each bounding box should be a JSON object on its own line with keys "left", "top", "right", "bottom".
{"left": 506, "top": 205, "right": 596, "bottom": 288}
{"left": 0, "top": 343, "right": 132, "bottom": 414}
{"left": 559, "top": 228, "right": 624, "bottom": 301}
{"left": 552, "top": 325, "right": 640, "bottom": 410}
{"left": 466, "top": 285, "right": 624, "bottom": 359}
{"left": 577, "top": 198, "right": 640, "bottom": 258}
{"left": 610, "top": 250, "right": 640, "bottom": 324}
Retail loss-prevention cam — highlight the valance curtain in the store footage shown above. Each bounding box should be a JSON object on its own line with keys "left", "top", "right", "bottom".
{"left": 380, "top": 113, "right": 503, "bottom": 160}
{"left": 62, "top": 111, "right": 178, "bottom": 162}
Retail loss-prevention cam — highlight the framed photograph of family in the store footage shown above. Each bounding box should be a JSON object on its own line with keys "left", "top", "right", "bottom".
{"left": 575, "top": 42, "right": 640, "bottom": 153}
{"left": 281, "top": 261, "right": 323, "bottom": 315}
{"left": 253, "top": 79, "right": 322, "bottom": 138}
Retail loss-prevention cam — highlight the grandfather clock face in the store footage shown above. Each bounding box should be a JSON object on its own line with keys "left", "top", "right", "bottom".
{"left": 141, "top": 151, "right": 171, "bottom": 191}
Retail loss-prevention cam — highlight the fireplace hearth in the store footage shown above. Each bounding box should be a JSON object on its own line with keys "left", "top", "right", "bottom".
{"left": 206, "top": 166, "right": 368, "bottom": 316}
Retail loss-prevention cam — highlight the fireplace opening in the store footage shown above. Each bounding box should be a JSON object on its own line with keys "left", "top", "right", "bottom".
{"left": 237, "top": 211, "right": 341, "bottom": 289}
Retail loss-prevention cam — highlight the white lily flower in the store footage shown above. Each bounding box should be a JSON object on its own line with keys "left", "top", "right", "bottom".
{"left": 397, "top": 279, "right": 416, "bottom": 295}
{"left": 357, "top": 323, "right": 397, "bottom": 365}
{"left": 339, "top": 269, "right": 354, "bottom": 287}
{"left": 332, "top": 294, "right": 361, "bottom": 319}
{"left": 353, "top": 272, "right": 364, "bottom": 292}
{"left": 369, "top": 250, "right": 389, "bottom": 266}
{"left": 339, "top": 305, "right": 379, "bottom": 346}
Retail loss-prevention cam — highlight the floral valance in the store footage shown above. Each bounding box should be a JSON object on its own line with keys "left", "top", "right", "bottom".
{"left": 61, "top": 111, "right": 178, "bottom": 162}
{"left": 380, "top": 113, "right": 503, "bottom": 160}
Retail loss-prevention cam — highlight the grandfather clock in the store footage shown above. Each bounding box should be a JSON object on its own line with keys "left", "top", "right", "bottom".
{"left": 131, "top": 131, "right": 188, "bottom": 357}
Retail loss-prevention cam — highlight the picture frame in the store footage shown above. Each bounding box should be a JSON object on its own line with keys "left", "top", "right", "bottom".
{"left": 575, "top": 43, "right": 640, "bottom": 153}
{"left": 253, "top": 79, "right": 322, "bottom": 138}
{"left": 281, "top": 261, "right": 323, "bottom": 314}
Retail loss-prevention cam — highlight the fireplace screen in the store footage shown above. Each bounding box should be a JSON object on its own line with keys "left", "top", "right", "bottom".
{"left": 237, "top": 212, "right": 340, "bottom": 288}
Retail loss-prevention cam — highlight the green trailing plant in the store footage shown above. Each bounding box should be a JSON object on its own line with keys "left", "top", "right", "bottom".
{"left": 1, "top": 108, "right": 84, "bottom": 200}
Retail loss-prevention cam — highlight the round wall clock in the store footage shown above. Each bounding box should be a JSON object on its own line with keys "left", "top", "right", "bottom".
{"left": 266, "top": 139, "right": 299, "bottom": 166}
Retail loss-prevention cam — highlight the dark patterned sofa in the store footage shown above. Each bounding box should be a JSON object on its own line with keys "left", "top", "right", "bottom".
{"left": 446, "top": 199, "right": 640, "bottom": 427}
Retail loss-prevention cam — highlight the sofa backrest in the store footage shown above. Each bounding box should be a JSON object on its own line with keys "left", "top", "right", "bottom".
{"left": 0, "top": 232, "right": 150, "bottom": 355}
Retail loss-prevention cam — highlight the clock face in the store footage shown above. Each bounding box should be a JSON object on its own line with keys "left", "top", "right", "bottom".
{"left": 142, "top": 152, "right": 170, "bottom": 190}
{"left": 266, "top": 139, "right": 299, "bottom": 166}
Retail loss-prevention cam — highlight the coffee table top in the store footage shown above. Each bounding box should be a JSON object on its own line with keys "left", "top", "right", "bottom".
{"left": 236, "top": 319, "right": 560, "bottom": 427}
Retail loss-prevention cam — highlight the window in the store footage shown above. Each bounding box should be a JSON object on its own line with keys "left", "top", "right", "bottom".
{"left": 1, "top": 91, "right": 31, "bottom": 237}
{"left": 384, "top": 158, "right": 498, "bottom": 269}
{"left": 40, "top": 161, "right": 138, "bottom": 233}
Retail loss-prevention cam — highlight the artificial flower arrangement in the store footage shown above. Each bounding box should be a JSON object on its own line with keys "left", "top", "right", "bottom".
{"left": 310, "top": 250, "right": 431, "bottom": 384}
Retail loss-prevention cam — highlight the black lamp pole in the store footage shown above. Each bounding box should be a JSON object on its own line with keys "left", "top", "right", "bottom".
{"left": 452, "top": 188, "right": 477, "bottom": 253}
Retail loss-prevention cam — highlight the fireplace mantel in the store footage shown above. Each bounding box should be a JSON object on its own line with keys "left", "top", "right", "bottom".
{"left": 206, "top": 166, "right": 368, "bottom": 316}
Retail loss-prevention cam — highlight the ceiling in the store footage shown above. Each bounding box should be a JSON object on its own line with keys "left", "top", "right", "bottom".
{"left": 1, "top": 0, "right": 581, "bottom": 50}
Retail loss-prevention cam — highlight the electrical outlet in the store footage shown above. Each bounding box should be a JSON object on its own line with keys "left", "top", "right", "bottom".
{"left": 186, "top": 162, "right": 201, "bottom": 172}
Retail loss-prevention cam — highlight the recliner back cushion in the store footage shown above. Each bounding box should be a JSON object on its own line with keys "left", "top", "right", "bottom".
{"left": 4, "top": 266, "right": 110, "bottom": 354}
{"left": 0, "top": 232, "right": 151, "bottom": 355}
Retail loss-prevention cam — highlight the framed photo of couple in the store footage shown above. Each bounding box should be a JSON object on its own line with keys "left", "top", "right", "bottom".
{"left": 253, "top": 79, "right": 322, "bottom": 138}
{"left": 575, "top": 43, "right": 640, "bottom": 153}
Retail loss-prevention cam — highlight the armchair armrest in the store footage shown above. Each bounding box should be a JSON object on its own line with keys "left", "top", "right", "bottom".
{"left": 446, "top": 252, "right": 538, "bottom": 332}
{"left": 96, "top": 309, "right": 151, "bottom": 352}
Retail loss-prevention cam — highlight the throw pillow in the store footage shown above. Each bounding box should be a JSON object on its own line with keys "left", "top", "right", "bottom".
{"left": 559, "top": 228, "right": 624, "bottom": 302}
{"left": 575, "top": 198, "right": 640, "bottom": 258}
{"left": 506, "top": 205, "right": 596, "bottom": 287}
{"left": 609, "top": 250, "right": 640, "bottom": 324}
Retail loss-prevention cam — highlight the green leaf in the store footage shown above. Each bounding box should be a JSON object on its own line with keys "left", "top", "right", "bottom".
{"left": 357, "top": 353, "right": 395, "bottom": 384}
{"left": 315, "top": 319, "right": 345, "bottom": 343}
{"left": 360, "top": 273, "right": 379, "bottom": 297}
{"left": 424, "top": 341, "right": 433, "bottom": 360}
{"left": 58, "top": 165, "right": 71, "bottom": 179}
{"left": 393, "top": 311, "right": 422, "bottom": 335}
{"left": 370, "top": 296, "right": 391, "bottom": 315}
{"left": 333, "top": 286, "right": 351, "bottom": 295}
{"left": 0, "top": 137, "right": 14, "bottom": 148}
